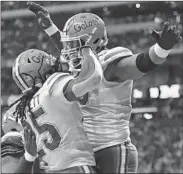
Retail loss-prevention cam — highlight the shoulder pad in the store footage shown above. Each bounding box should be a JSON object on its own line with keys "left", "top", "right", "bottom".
{"left": 98, "top": 47, "right": 133, "bottom": 68}
{"left": 43, "top": 72, "right": 71, "bottom": 93}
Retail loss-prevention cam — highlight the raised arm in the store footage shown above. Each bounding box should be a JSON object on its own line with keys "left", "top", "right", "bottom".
{"left": 49, "top": 46, "right": 102, "bottom": 102}
{"left": 64, "top": 46, "right": 103, "bottom": 101}
{"left": 27, "top": 2, "right": 62, "bottom": 52}
{"left": 14, "top": 125, "right": 38, "bottom": 174}
{"left": 104, "top": 22, "right": 182, "bottom": 82}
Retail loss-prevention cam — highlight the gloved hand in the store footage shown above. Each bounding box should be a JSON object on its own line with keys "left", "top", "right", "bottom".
{"left": 148, "top": 22, "right": 182, "bottom": 50}
{"left": 27, "top": 1, "right": 52, "bottom": 29}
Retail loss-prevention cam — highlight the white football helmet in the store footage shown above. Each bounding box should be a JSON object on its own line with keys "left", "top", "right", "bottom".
{"left": 61, "top": 13, "right": 108, "bottom": 71}
{"left": 12, "top": 49, "right": 54, "bottom": 93}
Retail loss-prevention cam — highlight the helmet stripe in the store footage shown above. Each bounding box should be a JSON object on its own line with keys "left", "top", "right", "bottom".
{"left": 14, "top": 53, "right": 29, "bottom": 90}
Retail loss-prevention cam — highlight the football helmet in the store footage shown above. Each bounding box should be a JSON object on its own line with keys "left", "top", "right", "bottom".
{"left": 2, "top": 115, "right": 23, "bottom": 134}
{"left": 61, "top": 13, "right": 108, "bottom": 71}
{"left": 12, "top": 49, "right": 54, "bottom": 93}
{"left": 1, "top": 131, "right": 24, "bottom": 149}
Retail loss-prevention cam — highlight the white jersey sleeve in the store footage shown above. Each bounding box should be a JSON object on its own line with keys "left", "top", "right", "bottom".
{"left": 45, "top": 72, "right": 74, "bottom": 103}
{"left": 98, "top": 46, "right": 133, "bottom": 69}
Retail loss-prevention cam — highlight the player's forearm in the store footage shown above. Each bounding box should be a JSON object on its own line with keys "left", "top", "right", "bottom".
{"left": 44, "top": 24, "right": 63, "bottom": 52}
{"left": 72, "top": 70, "right": 102, "bottom": 97}
{"left": 14, "top": 156, "right": 34, "bottom": 174}
{"left": 115, "top": 43, "right": 171, "bottom": 81}
{"left": 136, "top": 43, "right": 170, "bottom": 73}
{"left": 14, "top": 151, "right": 37, "bottom": 173}
{"left": 72, "top": 50, "right": 102, "bottom": 97}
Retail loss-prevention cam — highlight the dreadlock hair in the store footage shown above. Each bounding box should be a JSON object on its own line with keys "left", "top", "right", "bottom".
{"left": 6, "top": 55, "right": 48, "bottom": 123}
{"left": 7, "top": 54, "right": 68, "bottom": 123}
{"left": 7, "top": 85, "right": 40, "bottom": 123}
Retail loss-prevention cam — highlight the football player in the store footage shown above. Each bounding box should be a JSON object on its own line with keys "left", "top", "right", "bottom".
{"left": 1, "top": 131, "right": 24, "bottom": 173}
{"left": 2, "top": 107, "right": 42, "bottom": 173}
{"left": 27, "top": 2, "right": 182, "bottom": 173}
{"left": 6, "top": 47, "right": 102, "bottom": 173}
{"left": 3, "top": 109, "right": 23, "bottom": 134}
{"left": 1, "top": 129, "right": 38, "bottom": 173}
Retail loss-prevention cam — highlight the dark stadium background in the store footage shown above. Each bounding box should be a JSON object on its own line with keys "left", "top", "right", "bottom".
{"left": 1, "top": 1, "right": 183, "bottom": 173}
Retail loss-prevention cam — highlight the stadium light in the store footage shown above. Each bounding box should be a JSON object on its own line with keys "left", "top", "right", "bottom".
{"left": 143, "top": 113, "right": 153, "bottom": 119}
{"left": 136, "top": 3, "right": 141, "bottom": 8}
{"left": 159, "top": 84, "right": 180, "bottom": 99}
{"left": 149, "top": 87, "right": 159, "bottom": 98}
{"left": 133, "top": 89, "right": 143, "bottom": 98}
{"left": 170, "top": 84, "right": 180, "bottom": 98}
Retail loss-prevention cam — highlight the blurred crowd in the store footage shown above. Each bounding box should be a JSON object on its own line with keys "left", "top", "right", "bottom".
{"left": 1, "top": 1, "right": 183, "bottom": 173}
{"left": 1, "top": 1, "right": 75, "bottom": 10}
{"left": 130, "top": 112, "right": 183, "bottom": 173}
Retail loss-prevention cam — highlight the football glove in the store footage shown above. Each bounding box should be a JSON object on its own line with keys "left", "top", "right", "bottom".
{"left": 27, "top": 1, "right": 52, "bottom": 29}
{"left": 148, "top": 22, "right": 182, "bottom": 50}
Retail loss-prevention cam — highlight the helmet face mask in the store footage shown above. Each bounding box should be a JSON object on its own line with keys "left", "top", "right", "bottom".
{"left": 61, "top": 37, "right": 82, "bottom": 53}
{"left": 20, "top": 73, "right": 43, "bottom": 91}
{"left": 61, "top": 36, "right": 84, "bottom": 72}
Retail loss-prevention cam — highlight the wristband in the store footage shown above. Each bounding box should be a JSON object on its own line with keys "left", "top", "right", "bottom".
{"left": 44, "top": 24, "right": 59, "bottom": 36}
{"left": 24, "top": 151, "right": 36, "bottom": 162}
{"left": 154, "top": 43, "right": 171, "bottom": 58}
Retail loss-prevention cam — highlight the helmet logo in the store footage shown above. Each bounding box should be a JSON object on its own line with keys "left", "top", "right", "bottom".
{"left": 74, "top": 19, "right": 99, "bottom": 32}
{"left": 32, "top": 53, "right": 46, "bottom": 63}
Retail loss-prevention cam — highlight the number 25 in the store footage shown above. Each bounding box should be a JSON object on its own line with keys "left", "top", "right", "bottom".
{"left": 29, "top": 107, "right": 61, "bottom": 157}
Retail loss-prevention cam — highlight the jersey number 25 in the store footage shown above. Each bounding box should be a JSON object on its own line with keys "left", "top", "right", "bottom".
{"left": 29, "top": 106, "right": 62, "bottom": 158}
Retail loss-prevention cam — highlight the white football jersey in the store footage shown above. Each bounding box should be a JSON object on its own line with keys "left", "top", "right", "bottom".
{"left": 25, "top": 72, "right": 95, "bottom": 171}
{"left": 81, "top": 47, "right": 133, "bottom": 152}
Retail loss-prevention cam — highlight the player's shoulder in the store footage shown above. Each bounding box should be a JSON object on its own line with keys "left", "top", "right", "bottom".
{"left": 46, "top": 72, "right": 69, "bottom": 86}
{"left": 42, "top": 72, "right": 70, "bottom": 92}
{"left": 41, "top": 72, "right": 74, "bottom": 98}
{"left": 98, "top": 46, "right": 133, "bottom": 67}
{"left": 98, "top": 46, "right": 133, "bottom": 56}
